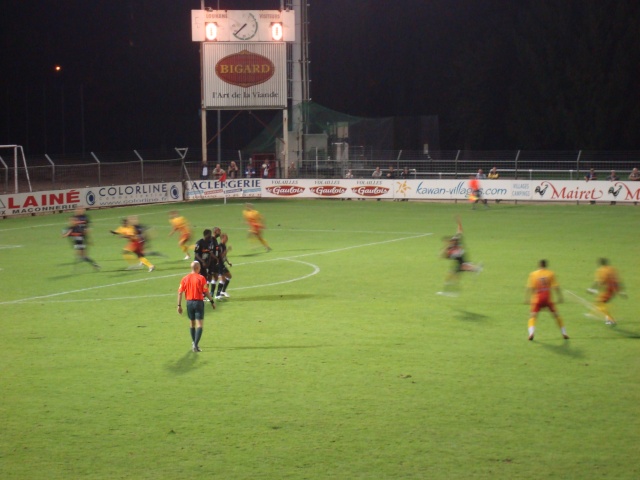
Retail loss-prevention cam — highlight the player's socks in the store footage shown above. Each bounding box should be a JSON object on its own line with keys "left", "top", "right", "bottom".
{"left": 223, "top": 279, "right": 230, "bottom": 292}
{"left": 194, "top": 327, "right": 203, "bottom": 346}
{"left": 139, "top": 257, "right": 153, "bottom": 268}
{"left": 190, "top": 327, "right": 196, "bottom": 342}
{"left": 217, "top": 281, "right": 225, "bottom": 296}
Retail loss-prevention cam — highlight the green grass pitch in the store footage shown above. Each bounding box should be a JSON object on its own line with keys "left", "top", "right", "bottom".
{"left": 1, "top": 199, "right": 639, "bottom": 479}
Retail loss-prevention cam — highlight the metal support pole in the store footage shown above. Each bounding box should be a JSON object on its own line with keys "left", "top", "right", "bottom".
{"left": 134, "top": 150, "right": 144, "bottom": 183}
{"left": 91, "top": 152, "right": 101, "bottom": 186}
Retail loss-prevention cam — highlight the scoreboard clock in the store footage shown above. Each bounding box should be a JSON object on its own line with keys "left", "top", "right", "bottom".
{"left": 192, "top": 10, "right": 295, "bottom": 42}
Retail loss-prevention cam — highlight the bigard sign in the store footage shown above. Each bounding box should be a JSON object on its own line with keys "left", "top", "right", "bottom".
{"left": 203, "top": 43, "right": 287, "bottom": 109}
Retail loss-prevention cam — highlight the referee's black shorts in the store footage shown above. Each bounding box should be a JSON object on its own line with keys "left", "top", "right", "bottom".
{"left": 186, "top": 300, "right": 205, "bottom": 320}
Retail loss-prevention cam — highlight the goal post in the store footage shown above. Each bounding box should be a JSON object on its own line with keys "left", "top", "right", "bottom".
{"left": 0, "top": 145, "right": 32, "bottom": 193}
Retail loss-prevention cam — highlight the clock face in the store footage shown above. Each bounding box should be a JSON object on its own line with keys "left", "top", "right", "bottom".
{"left": 230, "top": 12, "right": 258, "bottom": 40}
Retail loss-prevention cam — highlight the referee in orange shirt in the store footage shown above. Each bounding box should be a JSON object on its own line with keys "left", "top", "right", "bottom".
{"left": 177, "top": 261, "right": 215, "bottom": 352}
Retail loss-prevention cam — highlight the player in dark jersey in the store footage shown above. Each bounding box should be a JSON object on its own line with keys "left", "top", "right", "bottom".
{"left": 194, "top": 229, "right": 215, "bottom": 283}
{"left": 437, "top": 216, "right": 481, "bottom": 296}
{"left": 62, "top": 207, "right": 100, "bottom": 270}
{"left": 215, "top": 233, "right": 233, "bottom": 299}
{"left": 209, "top": 227, "right": 222, "bottom": 297}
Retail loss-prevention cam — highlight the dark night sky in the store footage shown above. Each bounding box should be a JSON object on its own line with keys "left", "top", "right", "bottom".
{"left": 2, "top": 0, "right": 639, "bottom": 155}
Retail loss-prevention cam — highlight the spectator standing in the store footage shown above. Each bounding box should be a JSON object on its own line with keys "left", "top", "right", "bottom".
{"left": 629, "top": 168, "right": 640, "bottom": 181}
{"left": 372, "top": 167, "right": 382, "bottom": 179}
{"left": 212, "top": 164, "right": 225, "bottom": 181}
{"left": 245, "top": 163, "right": 256, "bottom": 178}
{"left": 177, "top": 261, "right": 216, "bottom": 352}
{"left": 288, "top": 162, "right": 297, "bottom": 179}
{"left": 345, "top": 169, "right": 354, "bottom": 179}
{"left": 584, "top": 168, "right": 597, "bottom": 181}
{"left": 261, "top": 161, "right": 270, "bottom": 179}
{"left": 488, "top": 167, "right": 499, "bottom": 179}
{"left": 227, "top": 161, "right": 239, "bottom": 179}
{"left": 476, "top": 168, "right": 486, "bottom": 179}
{"left": 200, "top": 162, "right": 209, "bottom": 179}
{"left": 400, "top": 166, "right": 411, "bottom": 180}
{"left": 386, "top": 166, "right": 396, "bottom": 178}
{"left": 606, "top": 170, "right": 619, "bottom": 181}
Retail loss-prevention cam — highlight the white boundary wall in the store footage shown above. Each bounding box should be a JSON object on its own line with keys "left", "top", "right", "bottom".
{"left": 0, "top": 182, "right": 183, "bottom": 217}
{"left": 258, "top": 179, "right": 640, "bottom": 203}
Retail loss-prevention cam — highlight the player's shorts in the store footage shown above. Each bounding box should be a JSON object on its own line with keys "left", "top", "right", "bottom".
{"left": 186, "top": 300, "right": 205, "bottom": 321}
{"left": 179, "top": 233, "right": 191, "bottom": 244}
{"left": 597, "top": 292, "right": 613, "bottom": 303}
{"left": 124, "top": 239, "right": 144, "bottom": 256}
{"left": 531, "top": 298, "right": 556, "bottom": 313}
{"left": 73, "top": 238, "right": 86, "bottom": 250}
{"left": 451, "top": 256, "right": 466, "bottom": 272}
{"left": 249, "top": 222, "right": 263, "bottom": 235}
{"left": 473, "top": 189, "right": 482, "bottom": 198}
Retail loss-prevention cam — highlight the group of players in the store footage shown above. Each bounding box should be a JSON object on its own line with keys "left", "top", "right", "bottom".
{"left": 63, "top": 203, "right": 271, "bottom": 303}
{"left": 440, "top": 216, "right": 626, "bottom": 340}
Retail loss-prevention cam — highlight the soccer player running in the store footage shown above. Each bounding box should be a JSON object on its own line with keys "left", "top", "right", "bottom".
{"left": 242, "top": 203, "right": 271, "bottom": 252}
{"left": 62, "top": 207, "right": 100, "bottom": 270}
{"left": 525, "top": 259, "right": 569, "bottom": 341}
{"left": 468, "top": 175, "right": 488, "bottom": 209}
{"left": 438, "top": 216, "right": 482, "bottom": 296}
{"left": 168, "top": 210, "right": 193, "bottom": 260}
{"left": 587, "top": 258, "right": 625, "bottom": 325}
{"left": 214, "top": 233, "right": 233, "bottom": 299}
{"left": 177, "top": 261, "right": 216, "bottom": 352}
{"left": 110, "top": 216, "right": 155, "bottom": 272}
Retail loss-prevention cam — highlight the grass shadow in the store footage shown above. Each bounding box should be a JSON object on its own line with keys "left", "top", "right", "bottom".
{"left": 232, "top": 294, "right": 319, "bottom": 302}
{"left": 607, "top": 326, "right": 640, "bottom": 339}
{"left": 537, "top": 340, "right": 585, "bottom": 358}
{"left": 219, "top": 345, "right": 328, "bottom": 351}
{"left": 454, "top": 309, "right": 489, "bottom": 322}
{"left": 164, "top": 350, "right": 204, "bottom": 375}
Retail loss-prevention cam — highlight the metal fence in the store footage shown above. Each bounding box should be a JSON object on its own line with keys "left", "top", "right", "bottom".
{"left": 2, "top": 148, "right": 639, "bottom": 194}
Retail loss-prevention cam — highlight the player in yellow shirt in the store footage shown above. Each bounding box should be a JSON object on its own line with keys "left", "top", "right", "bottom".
{"left": 168, "top": 210, "right": 193, "bottom": 260}
{"left": 110, "top": 216, "right": 155, "bottom": 272}
{"left": 525, "top": 259, "right": 568, "bottom": 341}
{"left": 242, "top": 203, "right": 271, "bottom": 252}
{"left": 587, "top": 258, "right": 625, "bottom": 325}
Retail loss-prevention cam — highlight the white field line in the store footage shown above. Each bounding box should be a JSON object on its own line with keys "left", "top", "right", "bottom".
{"left": 14, "top": 259, "right": 321, "bottom": 304}
{"left": 0, "top": 245, "right": 22, "bottom": 249}
{"left": 564, "top": 289, "right": 606, "bottom": 320}
{"left": 0, "top": 233, "right": 430, "bottom": 306}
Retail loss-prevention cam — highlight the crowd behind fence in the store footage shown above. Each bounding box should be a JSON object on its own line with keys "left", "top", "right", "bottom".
{"left": 1, "top": 148, "right": 639, "bottom": 194}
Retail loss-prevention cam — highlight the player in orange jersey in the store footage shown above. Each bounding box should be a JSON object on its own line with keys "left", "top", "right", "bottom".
{"left": 168, "top": 210, "right": 193, "bottom": 260}
{"left": 468, "top": 175, "right": 488, "bottom": 209}
{"left": 242, "top": 203, "right": 271, "bottom": 252}
{"left": 525, "top": 259, "right": 568, "bottom": 341}
{"left": 587, "top": 258, "right": 626, "bottom": 325}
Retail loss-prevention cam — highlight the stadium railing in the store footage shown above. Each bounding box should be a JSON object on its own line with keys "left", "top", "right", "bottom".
{"left": 1, "top": 148, "right": 639, "bottom": 193}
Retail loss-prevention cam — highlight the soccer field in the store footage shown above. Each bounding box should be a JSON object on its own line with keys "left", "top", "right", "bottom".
{"left": 1, "top": 200, "right": 639, "bottom": 479}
